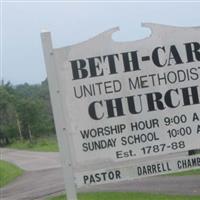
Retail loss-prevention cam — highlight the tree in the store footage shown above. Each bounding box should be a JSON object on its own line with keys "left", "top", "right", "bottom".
{"left": 0, "top": 86, "right": 17, "bottom": 143}
{"left": 0, "top": 80, "right": 56, "bottom": 144}
{"left": 16, "top": 99, "right": 41, "bottom": 142}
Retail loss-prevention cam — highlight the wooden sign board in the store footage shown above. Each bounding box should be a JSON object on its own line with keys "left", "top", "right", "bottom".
{"left": 41, "top": 23, "right": 200, "bottom": 200}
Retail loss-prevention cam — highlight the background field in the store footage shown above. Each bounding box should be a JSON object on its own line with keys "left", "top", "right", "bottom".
{"left": 8, "top": 137, "right": 58, "bottom": 152}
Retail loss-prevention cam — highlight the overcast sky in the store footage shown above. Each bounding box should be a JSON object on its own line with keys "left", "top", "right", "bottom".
{"left": 2, "top": 1, "right": 200, "bottom": 85}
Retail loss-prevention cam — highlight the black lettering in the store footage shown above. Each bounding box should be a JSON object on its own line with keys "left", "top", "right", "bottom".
{"left": 182, "top": 86, "right": 200, "bottom": 106}
{"left": 185, "top": 42, "right": 200, "bottom": 62}
{"left": 168, "top": 45, "right": 183, "bottom": 65}
{"left": 106, "top": 98, "right": 124, "bottom": 118}
{"left": 70, "top": 59, "right": 88, "bottom": 80}
{"left": 165, "top": 89, "right": 180, "bottom": 108}
{"left": 122, "top": 51, "right": 140, "bottom": 72}
{"left": 103, "top": 54, "right": 119, "bottom": 74}
{"left": 146, "top": 92, "right": 165, "bottom": 111}
{"left": 88, "top": 56, "right": 104, "bottom": 78}
{"left": 88, "top": 101, "right": 104, "bottom": 120}
{"left": 152, "top": 46, "right": 167, "bottom": 67}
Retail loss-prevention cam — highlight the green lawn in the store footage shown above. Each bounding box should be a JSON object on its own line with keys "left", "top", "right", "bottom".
{"left": 168, "top": 168, "right": 200, "bottom": 176}
{"left": 48, "top": 192, "right": 200, "bottom": 200}
{"left": 0, "top": 160, "right": 23, "bottom": 188}
{"left": 8, "top": 137, "right": 59, "bottom": 152}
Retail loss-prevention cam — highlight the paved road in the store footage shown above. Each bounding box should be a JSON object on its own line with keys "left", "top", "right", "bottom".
{"left": 0, "top": 148, "right": 200, "bottom": 200}
{"left": 0, "top": 148, "right": 61, "bottom": 171}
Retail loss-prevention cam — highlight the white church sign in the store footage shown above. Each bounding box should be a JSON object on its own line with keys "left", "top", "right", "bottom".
{"left": 41, "top": 23, "right": 200, "bottom": 200}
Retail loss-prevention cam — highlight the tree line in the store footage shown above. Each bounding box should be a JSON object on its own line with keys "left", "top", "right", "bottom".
{"left": 0, "top": 79, "right": 55, "bottom": 145}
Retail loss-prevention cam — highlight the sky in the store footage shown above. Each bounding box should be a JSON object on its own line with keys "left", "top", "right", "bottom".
{"left": 1, "top": 1, "right": 200, "bottom": 85}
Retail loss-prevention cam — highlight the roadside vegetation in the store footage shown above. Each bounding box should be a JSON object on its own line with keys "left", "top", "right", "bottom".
{"left": 48, "top": 192, "right": 200, "bottom": 200}
{"left": 168, "top": 168, "right": 200, "bottom": 176}
{"left": 0, "top": 80, "right": 56, "bottom": 148}
{"left": 0, "top": 160, "right": 23, "bottom": 188}
{"left": 8, "top": 136, "right": 58, "bottom": 152}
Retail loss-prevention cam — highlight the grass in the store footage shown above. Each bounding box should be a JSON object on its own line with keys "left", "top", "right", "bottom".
{"left": 8, "top": 137, "right": 59, "bottom": 152}
{"left": 168, "top": 168, "right": 200, "bottom": 176}
{"left": 48, "top": 192, "right": 200, "bottom": 200}
{"left": 0, "top": 160, "right": 23, "bottom": 188}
